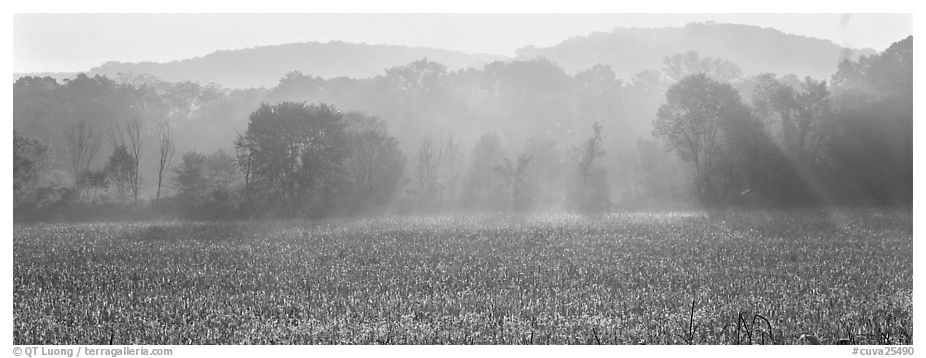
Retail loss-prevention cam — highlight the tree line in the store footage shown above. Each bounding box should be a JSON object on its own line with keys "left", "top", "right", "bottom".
{"left": 12, "top": 36, "right": 911, "bottom": 221}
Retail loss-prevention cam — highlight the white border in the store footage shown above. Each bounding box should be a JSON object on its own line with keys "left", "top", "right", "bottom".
{"left": 4, "top": 2, "right": 920, "bottom": 358}
{"left": 1, "top": 0, "right": 919, "bottom": 13}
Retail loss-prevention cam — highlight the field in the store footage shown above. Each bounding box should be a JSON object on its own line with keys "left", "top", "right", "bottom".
{"left": 13, "top": 209, "right": 912, "bottom": 345}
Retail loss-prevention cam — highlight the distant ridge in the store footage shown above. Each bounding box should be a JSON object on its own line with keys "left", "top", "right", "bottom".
{"left": 515, "top": 22, "right": 876, "bottom": 80}
{"left": 15, "top": 22, "right": 879, "bottom": 88}
{"left": 84, "top": 41, "right": 506, "bottom": 88}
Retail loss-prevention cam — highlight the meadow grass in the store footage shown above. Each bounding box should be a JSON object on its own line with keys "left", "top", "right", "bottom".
{"left": 13, "top": 209, "right": 912, "bottom": 345}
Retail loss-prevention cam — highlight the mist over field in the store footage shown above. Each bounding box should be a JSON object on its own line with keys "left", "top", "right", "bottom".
{"left": 12, "top": 14, "right": 913, "bottom": 347}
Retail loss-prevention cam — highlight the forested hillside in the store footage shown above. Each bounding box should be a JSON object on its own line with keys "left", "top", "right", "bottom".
{"left": 516, "top": 22, "right": 874, "bottom": 80}
{"left": 13, "top": 33, "right": 911, "bottom": 221}
{"left": 16, "top": 23, "right": 872, "bottom": 89}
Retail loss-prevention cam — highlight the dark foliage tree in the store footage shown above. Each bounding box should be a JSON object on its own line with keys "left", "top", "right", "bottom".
{"left": 654, "top": 74, "right": 753, "bottom": 204}
{"left": 13, "top": 130, "right": 50, "bottom": 208}
{"left": 172, "top": 150, "right": 241, "bottom": 217}
{"left": 745, "top": 73, "right": 832, "bottom": 205}
{"left": 172, "top": 152, "right": 209, "bottom": 209}
{"left": 342, "top": 112, "right": 406, "bottom": 214}
{"left": 104, "top": 145, "right": 134, "bottom": 204}
{"left": 750, "top": 74, "right": 831, "bottom": 158}
{"left": 78, "top": 168, "right": 110, "bottom": 204}
{"left": 239, "top": 102, "right": 348, "bottom": 216}
{"left": 823, "top": 36, "right": 912, "bottom": 205}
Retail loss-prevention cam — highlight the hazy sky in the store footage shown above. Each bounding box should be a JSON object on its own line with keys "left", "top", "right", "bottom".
{"left": 13, "top": 13, "right": 912, "bottom": 73}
